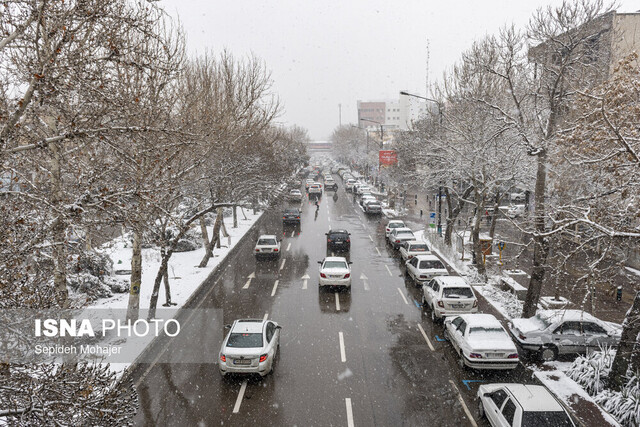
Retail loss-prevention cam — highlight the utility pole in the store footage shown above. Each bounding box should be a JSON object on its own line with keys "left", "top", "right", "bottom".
{"left": 437, "top": 186, "right": 443, "bottom": 236}
{"left": 339, "top": 103, "right": 342, "bottom": 127}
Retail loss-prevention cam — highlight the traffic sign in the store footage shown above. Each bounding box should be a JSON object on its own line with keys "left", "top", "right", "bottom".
{"left": 498, "top": 241, "right": 505, "bottom": 250}
{"left": 429, "top": 212, "right": 436, "bottom": 228}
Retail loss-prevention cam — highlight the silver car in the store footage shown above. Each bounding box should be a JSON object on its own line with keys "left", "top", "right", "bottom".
{"left": 508, "top": 309, "right": 621, "bottom": 361}
{"left": 219, "top": 319, "right": 281, "bottom": 377}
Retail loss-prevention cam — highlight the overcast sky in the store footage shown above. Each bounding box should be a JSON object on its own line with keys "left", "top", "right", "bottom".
{"left": 161, "top": 0, "right": 638, "bottom": 140}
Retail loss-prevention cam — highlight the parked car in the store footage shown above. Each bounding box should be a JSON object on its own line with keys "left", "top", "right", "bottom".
{"left": 422, "top": 276, "right": 478, "bottom": 322}
{"left": 505, "top": 204, "right": 526, "bottom": 218}
{"left": 398, "top": 240, "right": 430, "bottom": 261}
{"left": 388, "top": 227, "right": 416, "bottom": 250}
{"left": 326, "top": 229, "right": 351, "bottom": 252}
{"left": 385, "top": 220, "right": 406, "bottom": 238}
{"left": 405, "top": 254, "right": 448, "bottom": 286}
{"left": 304, "top": 179, "right": 314, "bottom": 191}
{"left": 282, "top": 208, "right": 301, "bottom": 224}
{"left": 324, "top": 178, "right": 338, "bottom": 191}
{"left": 477, "top": 383, "right": 576, "bottom": 426}
{"left": 308, "top": 183, "right": 323, "bottom": 195}
{"left": 359, "top": 195, "right": 377, "bottom": 208}
{"left": 510, "top": 192, "right": 526, "bottom": 203}
{"left": 345, "top": 179, "right": 357, "bottom": 192}
{"left": 218, "top": 319, "right": 281, "bottom": 377}
{"left": 318, "top": 256, "right": 352, "bottom": 289}
{"left": 444, "top": 314, "right": 519, "bottom": 370}
{"left": 508, "top": 310, "right": 621, "bottom": 361}
{"left": 364, "top": 201, "right": 382, "bottom": 215}
{"left": 288, "top": 189, "right": 303, "bottom": 202}
{"left": 254, "top": 235, "right": 281, "bottom": 260}
{"left": 356, "top": 185, "right": 371, "bottom": 195}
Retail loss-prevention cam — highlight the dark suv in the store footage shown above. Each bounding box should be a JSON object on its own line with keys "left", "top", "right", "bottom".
{"left": 326, "top": 229, "right": 351, "bottom": 251}
{"left": 282, "top": 208, "right": 301, "bottom": 224}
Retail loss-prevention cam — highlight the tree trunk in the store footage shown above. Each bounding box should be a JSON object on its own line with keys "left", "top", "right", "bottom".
{"left": 126, "top": 226, "right": 143, "bottom": 321}
{"left": 233, "top": 205, "right": 238, "bottom": 228}
{"left": 488, "top": 192, "right": 500, "bottom": 239}
{"left": 198, "top": 208, "right": 223, "bottom": 268}
{"left": 50, "top": 140, "right": 69, "bottom": 308}
{"left": 522, "top": 152, "right": 549, "bottom": 318}
{"left": 609, "top": 291, "right": 640, "bottom": 391}
{"left": 241, "top": 207, "right": 247, "bottom": 220}
{"left": 162, "top": 260, "right": 172, "bottom": 306}
{"left": 199, "top": 216, "right": 212, "bottom": 260}
{"left": 444, "top": 186, "right": 473, "bottom": 247}
{"left": 472, "top": 187, "right": 486, "bottom": 279}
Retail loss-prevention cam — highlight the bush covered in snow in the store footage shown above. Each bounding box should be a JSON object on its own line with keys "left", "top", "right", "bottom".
{"left": 567, "top": 348, "right": 640, "bottom": 426}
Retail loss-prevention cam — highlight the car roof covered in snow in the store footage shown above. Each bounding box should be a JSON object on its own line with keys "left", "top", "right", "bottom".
{"left": 536, "top": 309, "right": 601, "bottom": 324}
{"left": 413, "top": 254, "right": 441, "bottom": 261}
{"left": 434, "top": 276, "right": 468, "bottom": 287}
{"left": 503, "top": 384, "right": 564, "bottom": 412}
{"left": 258, "top": 234, "right": 277, "bottom": 240}
{"left": 232, "top": 319, "right": 266, "bottom": 334}
{"left": 324, "top": 256, "right": 348, "bottom": 263}
{"left": 458, "top": 313, "right": 501, "bottom": 328}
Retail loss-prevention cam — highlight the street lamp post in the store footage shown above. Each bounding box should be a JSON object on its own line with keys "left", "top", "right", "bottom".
{"left": 360, "top": 118, "right": 386, "bottom": 188}
{"left": 400, "top": 90, "right": 443, "bottom": 124}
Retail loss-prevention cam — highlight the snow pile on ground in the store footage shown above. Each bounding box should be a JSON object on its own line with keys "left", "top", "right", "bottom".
{"left": 567, "top": 349, "right": 640, "bottom": 427}
{"left": 472, "top": 278, "right": 523, "bottom": 319}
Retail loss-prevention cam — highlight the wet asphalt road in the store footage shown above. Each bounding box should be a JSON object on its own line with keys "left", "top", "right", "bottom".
{"left": 130, "top": 180, "right": 535, "bottom": 427}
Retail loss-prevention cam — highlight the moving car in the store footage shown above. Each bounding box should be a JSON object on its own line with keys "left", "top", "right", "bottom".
{"left": 364, "top": 200, "right": 382, "bottom": 215}
{"left": 254, "top": 235, "right": 281, "bottom": 260}
{"left": 388, "top": 227, "right": 416, "bottom": 250}
{"left": 385, "top": 220, "right": 406, "bottom": 238}
{"left": 508, "top": 310, "right": 621, "bottom": 361}
{"left": 422, "top": 276, "right": 478, "bottom": 322}
{"left": 304, "top": 179, "right": 314, "bottom": 191}
{"left": 308, "top": 183, "right": 323, "bottom": 195}
{"left": 287, "top": 189, "right": 303, "bottom": 202}
{"left": 326, "top": 229, "right": 351, "bottom": 252}
{"left": 218, "top": 319, "right": 281, "bottom": 377}
{"left": 318, "top": 257, "right": 352, "bottom": 289}
{"left": 324, "top": 178, "right": 338, "bottom": 191}
{"left": 405, "top": 254, "right": 448, "bottom": 286}
{"left": 444, "top": 314, "right": 519, "bottom": 370}
{"left": 398, "top": 240, "right": 430, "bottom": 261}
{"left": 282, "top": 208, "right": 301, "bottom": 224}
{"left": 345, "top": 179, "right": 357, "bottom": 192}
{"left": 477, "top": 383, "right": 576, "bottom": 426}
{"left": 359, "top": 195, "right": 377, "bottom": 208}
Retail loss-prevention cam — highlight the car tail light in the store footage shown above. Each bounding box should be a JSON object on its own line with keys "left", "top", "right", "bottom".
{"left": 328, "top": 239, "right": 332, "bottom": 242}
{"left": 259, "top": 354, "right": 268, "bottom": 363}
{"left": 386, "top": 228, "right": 390, "bottom": 232}
{"left": 469, "top": 353, "right": 483, "bottom": 359}
{"left": 273, "top": 248, "right": 278, "bottom": 252}
{"left": 408, "top": 255, "right": 413, "bottom": 259}
{"left": 344, "top": 273, "right": 350, "bottom": 279}
{"left": 472, "top": 300, "right": 478, "bottom": 308}
{"left": 437, "top": 301, "right": 444, "bottom": 308}
{"left": 346, "top": 239, "right": 350, "bottom": 243}
{"left": 220, "top": 354, "right": 226, "bottom": 362}
{"left": 508, "top": 353, "right": 519, "bottom": 359}
{"left": 320, "top": 273, "right": 327, "bottom": 278}
{"left": 420, "top": 275, "right": 427, "bottom": 279}
{"left": 395, "top": 239, "right": 400, "bottom": 243}
{"left": 283, "top": 216, "right": 286, "bottom": 219}
{"left": 255, "top": 249, "right": 260, "bottom": 252}
{"left": 296, "top": 216, "right": 300, "bottom": 219}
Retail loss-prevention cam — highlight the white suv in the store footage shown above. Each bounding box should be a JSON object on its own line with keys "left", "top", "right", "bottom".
{"left": 422, "top": 276, "right": 478, "bottom": 322}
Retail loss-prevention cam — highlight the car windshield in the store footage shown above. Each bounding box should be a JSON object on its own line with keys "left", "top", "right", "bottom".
{"left": 468, "top": 327, "right": 503, "bottom": 335}
{"left": 521, "top": 411, "right": 573, "bottom": 426}
{"left": 410, "top": 244, "right": 429, "bottom": 251}
{"left": 442, "top": 287, "right": 473, "bottom": 298}
{"left": 389, "top": 223, "right": 404, "bottom": 228}
{"left": 418, "top": 260, "right": 445, "bottom": 269}
{"left": 324, "top": 261, "right": 347, "bottom": 269}
{"left": 284, "top": 209, "right": 299, "bottom": 214}
{"left": 227, "top": 332, "right": 263, "bottom": 348}
{"left": 368, "top": 202, "right": 381, "bottom": 206}
{"left": 330, "top": 233, "right": 348, "bottom": 239}
{"left": 257, "top": 238, "right": 277, "bottom": 245}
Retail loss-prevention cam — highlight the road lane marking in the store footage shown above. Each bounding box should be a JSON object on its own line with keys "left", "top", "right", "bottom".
{"left": 417, "top": 323, "right": 435, "bottom": 351}
{"left": 242, "top": 272, "right": 255, "bottom": 289}
{"left": 449, "top": 379, "right": 478, "bottom": 427}
{"left": 280, "top": 258, "right": 286, "bottom": 270}
{"left": 271, "top": 280, "right": 279, "bottom": 297}
{"left": 360, "top": 273, "right": 369, "bottom": 291}
{"left": 302, "top": 273, "right": 309, "bottom": 289}
{"left": 290, "top": 230, "right": 295, "bottom": 237}
{"left": 335, "top": 292, "right": 341, "bottom": 311}
{"left": 375, "top": 247, "right": 381, "bottom": 256}
{"left": 385, "top": 265, "right": 393, "bottom": 276}
{"left": 345, "top": 398, "right": 354, "bottom": 427}
{"left": 263, "top": 312, "right": 269, "bottom": 321}
{"left": 233, "top": 380, "right": 248, "bottom": 414}
{"left": 339, "top": 332, "right": 346, "bottom": 362}
{"left": 368, "top": 234, "right": 373, "bottom": 242}
{"left": 286, "top": 242, "right": 291, "bottom": 251}
{"left": 397, "top": 288, "right": 409, "bottom": 305}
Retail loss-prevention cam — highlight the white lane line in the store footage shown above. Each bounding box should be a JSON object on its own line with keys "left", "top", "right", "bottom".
{"left": 335, "top": 292, "right": 341, "bottom": 311}
{"left": 233, "top": 380, "right": 248, "bottom": 414}
{"left": 263, "top": 312, "right": 269, "bottom": 321}
{"left": 271, "top": 280, "right": 279, "bottom": 297}
{"left": 345, "top": 398, "right": 355, "bottom": 427}
{"left": 290, "top": 230, "right": 295, "bottom": 237}
{"left": 375, "top": 247, "right": 381, "bottom": 256}
{"left": 449, "top": 380, "right": 478, "bottom": 427}
{"left": 280, "top": 258, "right": 286, "bottom": 270}
{"left": 339, "top": 332, "right": 346, "bottom": 362}
{"left": 397, "top": 288, "right": 409, "bottom": 305}
{"left": 385, "top": 265, "right": 393, "bottom": 276}
{"left": 417, "top": 323, "right": 435, "bottom": 352}
{"left": 302, "top": 273, "right": 309, "bottom": 289}
{"left": 368, "top": 234, "right": 373, "bottom": 242}
{"left": 286, "top": 242, "right": 291, "bottom": 251}
{"left": 363, "top": 279, "right": 370, "bottom": 291}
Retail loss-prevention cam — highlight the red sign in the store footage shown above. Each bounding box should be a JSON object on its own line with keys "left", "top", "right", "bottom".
{"left": 379, "top": 150, "right": 397, "bottom": 166}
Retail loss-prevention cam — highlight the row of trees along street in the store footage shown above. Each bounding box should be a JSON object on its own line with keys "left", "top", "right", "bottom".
{"left": 337, "top": 0, "right": 639, "bottom": 393}
{"left": 0, "top": 0, "right": 309, "bottom": 423}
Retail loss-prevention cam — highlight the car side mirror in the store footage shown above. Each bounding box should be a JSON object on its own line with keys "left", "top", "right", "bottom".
{"left": 317, "top": 261, "right": 322, "bottom": 264}
{"left": 349, "top": 262, "right": 353, "bottom": 265}
{"left": 276, "top": 325, "right": 282, "bottom": 330}
{"left": 325, "top": 233, "right": 328, "bottom": 235}
{"left": 224, "top": 324, "right": 231, "bottom": 329}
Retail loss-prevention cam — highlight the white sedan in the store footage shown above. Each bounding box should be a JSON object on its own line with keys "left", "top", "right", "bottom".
{"left": 444, "top": 314, "right": 519, "bottom": 370}
{"left": 478, "top": 383, "right": 576, "bottom": 426}
{"left": 422, "top": 276, "right": 478, "bottom": 322}
{"left": 219, "top": 319, "right": 281, "bottom": 377}
{"left": 385, "top": 220, "right": 406, "bottom": 238}
{"left": 318, "top": 257, "right": 352, "bottom": 289}
{"left": 254, "top": 235, "right": 281, "bottom": 260}
{"left": 405, "top": 254, "right": 448, "bottom": 286}
{"left": 398, "top": 240, "right": 430, "bottom": 261}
